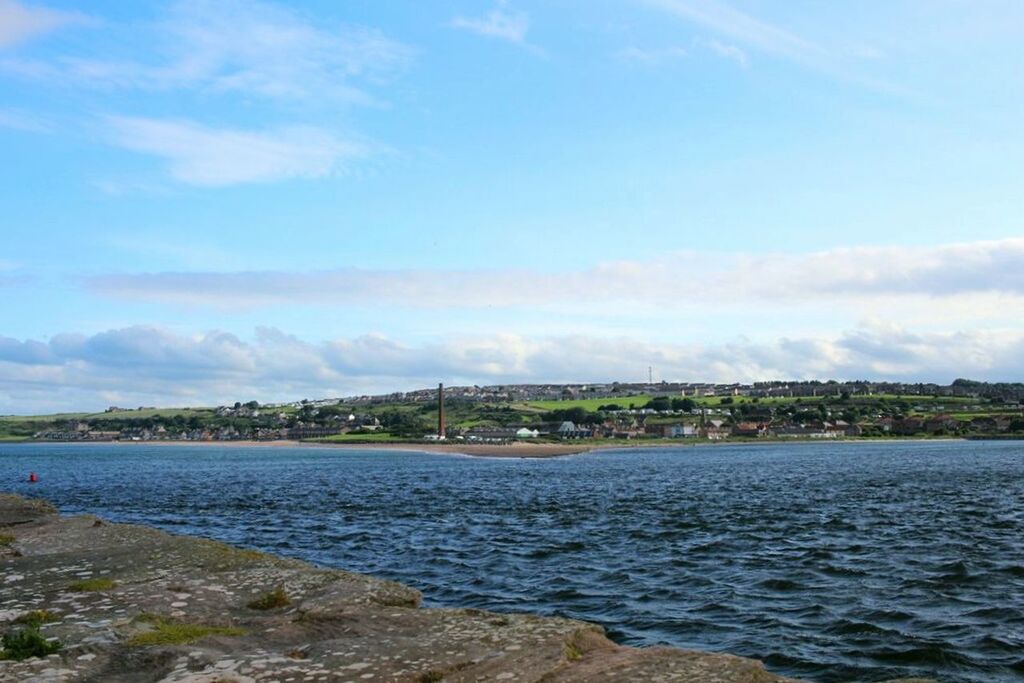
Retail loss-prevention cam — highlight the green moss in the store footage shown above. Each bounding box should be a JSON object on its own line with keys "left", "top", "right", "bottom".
{"left": 195, "top": 538, "right": 268, "bottom": 568}
{"left": 247, "top": 586, "right": 290, "bottom": 610}
{"left": 0, "top": 628, "right": 62, "bottom": 660}
{"left": 13, "top": 610, "right": 58, "bottom": 628}
{"left": 0, "top": 534, "right": 14, "bottom": 545}
{"left": 564, "top": 642, "right": 583, "bottom": 661}
{"left": 419, "top": 672, "right": 444, "bottom": 682}
{"left": 127, "top": 615, "right": 245, "bottom": 646}
{"left": 68, "top": 577, "right": 116, "bottom": 592}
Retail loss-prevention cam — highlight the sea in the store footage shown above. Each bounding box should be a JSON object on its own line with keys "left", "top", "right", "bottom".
{"left": 3, "top": 440, "right": 1023, "bottom": 682}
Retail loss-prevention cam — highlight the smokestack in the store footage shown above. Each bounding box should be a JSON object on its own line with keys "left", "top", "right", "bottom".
{"left": 438, "top": 383, "right": 445, "bottom": 439}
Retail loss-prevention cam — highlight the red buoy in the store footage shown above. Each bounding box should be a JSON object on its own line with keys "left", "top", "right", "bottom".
{"left": 28, "top": 472, "right": 38, "bottom": 483}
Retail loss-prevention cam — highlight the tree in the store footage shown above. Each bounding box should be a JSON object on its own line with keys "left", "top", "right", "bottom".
{"left": 671, "top": 398, "right": 696, "bottom": 412}
{"left": 543, "top": 407, "right": 600, "bottom": 424}
{"left": 379, "top": 410, "right": 429, "bottom": 437}
{"left": 644, "top": 397, "right": 672, "bottom": 411}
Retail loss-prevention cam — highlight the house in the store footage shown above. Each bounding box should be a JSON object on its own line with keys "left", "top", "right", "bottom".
{"left": 515, "top": 427, "right": 539, "bottom": 439}
{"left": 891, "top": 417, "right": 925, "bottom": 435}
{"left": 775, "top": 425, "right": 834, "bottom": 438}
{"left": 701, "top": 420, "right": 729, "bottom": 440}
{"left": 286, "top": 426, "right": 344, "bottom": 439}
{"left": 666, "top": 424, "right": 698, "bottom": 438}
{"left": 825, "top": 421, "right": 849, "bottom": 438}
{"left": 644, "top": 424, "right": 698, "bottom": 438}
{"left": 465, "top": 427, "right": 517, "bottom": 441}
{"left": 557, "top": 421, "right": 593, "bottom": 439}
{"left": 731, "top": 422, "right": 768, "bottom": 438}
{"left": 924, "top": 415, "right": 960, "bottom": 434}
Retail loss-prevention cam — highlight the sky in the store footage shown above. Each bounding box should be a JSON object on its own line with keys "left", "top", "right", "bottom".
{"left": 2, "top": 0, "right": 1024, "bottom": 413}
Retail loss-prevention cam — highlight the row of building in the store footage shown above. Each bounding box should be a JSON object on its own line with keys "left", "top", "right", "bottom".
{"left": 331, "top": 378, "right": 1020, "bottom": 406}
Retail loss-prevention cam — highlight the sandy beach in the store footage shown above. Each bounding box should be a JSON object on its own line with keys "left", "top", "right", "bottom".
{"left": 96, "top": 438, "right": 595, "bottom": 457}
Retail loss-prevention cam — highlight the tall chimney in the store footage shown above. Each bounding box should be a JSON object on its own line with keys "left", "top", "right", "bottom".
{"left": 438, "top": 383, "right": 445, "bottom": 439}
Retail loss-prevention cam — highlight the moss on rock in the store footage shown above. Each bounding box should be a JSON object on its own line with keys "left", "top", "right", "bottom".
{"left": 128, "top": 614, "right": 245, "bottom": 647}
{"left": 68, "top": 577, "right": 116, "bottom": 592}
{"left": 0, "top": 628, "right": 62, "bottom": 660}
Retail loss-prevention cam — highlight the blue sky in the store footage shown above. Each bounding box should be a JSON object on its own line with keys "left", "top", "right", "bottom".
{"left": 2, "top": 0, "right": 1024, "bottom": 412}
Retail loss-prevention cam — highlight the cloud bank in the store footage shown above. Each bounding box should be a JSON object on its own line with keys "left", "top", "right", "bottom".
{"left": 451, "top": 6, "right": 530, "bottom": 44}
{"left": 85, "top": 239, "right": 1024, "bottom": 309}
{"left": 1, "top": 324, "right": 1022, "bottom": 414}
{"left": 106, "top": 117, "right": 369, "bottom": 186}
{"left": 0, "top": 0, "right": 85, "bottom": 49}
{"left": 2, "top": 0, "right": 410, "bottom": 187}
{"left": 4, "top": 0, "right": 411, "bottom": 102}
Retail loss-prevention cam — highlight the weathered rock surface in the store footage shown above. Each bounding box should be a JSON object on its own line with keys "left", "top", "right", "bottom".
{"left": 0, "top": 494, "right": 933, "bottom": 682}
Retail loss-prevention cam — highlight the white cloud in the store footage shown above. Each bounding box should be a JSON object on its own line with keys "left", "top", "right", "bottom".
{"left": 105, "top": 117, "right": 369, "bottom": 186}
{"left": 1, "top": 324, "right": 1022, "bottom": 413}
{"left": 451, "top": 4, "right": 530, "bottom": 44}
{"left": 702, "top": 38, "right": 748, "bottom": 67}
{"left": 1, "top": 1, "right": 408, "bottom": 188}
{"left": 640, "top": 0, "right": 901, "bottom": 91}
{"left": 0, "top": 260, "right": 29, "bottom": 287}
{"left": 84, "top": 238, "right": 1024, "bottom": 310}
{"left": 0, "top": 107, "right": 51, "bottom": 132}
{"left": 4, "top": 0, "right": 411, "bottom": 103}
{"left": 642, "top": 0, "right": 824, "bottom": 65}
{"left": 616, "top": 45, "right": 688, "bottom": 65}
{"left": 0, "top": 0, "right": 86, "bottom": 49}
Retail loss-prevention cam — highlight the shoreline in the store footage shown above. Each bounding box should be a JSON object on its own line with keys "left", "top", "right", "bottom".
{"left": 0, "top": 494, "right": 789, "bottom": 681}
{"left": 0, "top": 493, "right": 932, "bottom": 682}
{"left": 5, "top": 435, "right": 985, "bottom": 459}
{"left": 12, "top": 438, "right": 595, "bottom": 458}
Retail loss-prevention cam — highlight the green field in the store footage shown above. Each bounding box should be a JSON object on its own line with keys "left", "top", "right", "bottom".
{"left": 516, "top": 392, "right": 986, "bottom": 414}
{"left": 81, "top": 408, "right": 216, "bottom": 420}
{"left": 0, "top": 407, "right": 215, "bottom": 422}
{"left": 521, "top": 395, "right": 654, "bottom": 411}
{"left": 315, "top": 432, "right": 405, "bottom": 443}
{"left": 0, "top": 412, "right": 90, "bottom": 422}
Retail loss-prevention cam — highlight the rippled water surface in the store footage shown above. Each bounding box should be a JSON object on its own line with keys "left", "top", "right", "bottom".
{"left": 4, "top": 440, "right": 1024, "bottom": 682}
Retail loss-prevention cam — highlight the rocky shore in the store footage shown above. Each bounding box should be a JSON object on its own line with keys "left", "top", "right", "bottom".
{"left": 0, "top": 494, "right": 934, "bottom": 683}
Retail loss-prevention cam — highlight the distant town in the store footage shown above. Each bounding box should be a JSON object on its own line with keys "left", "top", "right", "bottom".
{"left": 4, "top": 378, "right": 1024, "bottom": 445}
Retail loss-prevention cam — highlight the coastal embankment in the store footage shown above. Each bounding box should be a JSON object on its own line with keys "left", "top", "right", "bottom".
{"left": 0, "top": 494, "right": 935, "bottom": 682}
